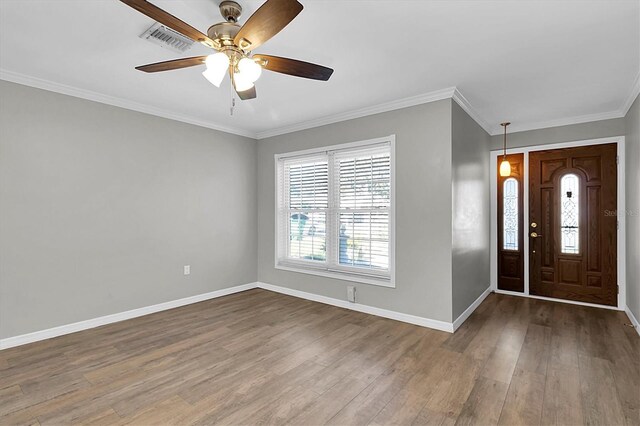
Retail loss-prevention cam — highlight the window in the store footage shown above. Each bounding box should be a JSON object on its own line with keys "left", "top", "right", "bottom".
{"left": 276, "top": 136, "right": 394, "bottom": 287}
{"left": 502, "top": 178, "right": 519, "bottom": 251}
{"left": 286, "top": 159, "right": 328, "bottom": 262}
{"left": 560, "top": 173, "right": 580, "bottom": 254}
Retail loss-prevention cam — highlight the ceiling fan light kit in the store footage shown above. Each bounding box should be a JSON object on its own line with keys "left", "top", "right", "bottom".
{"left": 121, "top": 0, "right": 334, "bottom": 103}
{"left": 202, "top": 52, "right": 230, "bottom": 87}
{"left": 238, "top": 57, "right": 262, "bottom": 83}
{"left": 233, "top": 71, "right": 255, "bottom": 92}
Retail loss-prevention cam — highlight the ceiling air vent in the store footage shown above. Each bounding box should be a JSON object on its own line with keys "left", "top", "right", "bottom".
{"left": 139, "top": 22, "right": 194, "bottom": 53}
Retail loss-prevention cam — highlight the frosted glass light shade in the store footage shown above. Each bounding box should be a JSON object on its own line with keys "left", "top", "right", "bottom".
{"left": 238, "top": 57, "right": 262, "bottom": 83}
{"left": 202, "top": 52, "right": 229, "bottom": 87}
{"left": 499, "top": 159, "right": 511, "bottom": 177}
{"left": 233, "top": 72, "right": 254, "bottom": 92}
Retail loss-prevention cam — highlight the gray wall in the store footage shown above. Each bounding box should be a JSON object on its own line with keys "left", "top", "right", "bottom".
{"left": 625, "top": 95, "right": 639, "bottom": 321}
{"left": 2, "top": 77, "right": 633, "bottom": 338}
{"left": 0, "top": 81, "right": 258, "bottom": 339}
{"left": 451, "top": 102, "right": 491, "bottom": 319}
{"left": 257, "top": 100, "right": 454, "bottom": 322}
{"left": 490, "top": 118, "right": 625, "bottom": 150}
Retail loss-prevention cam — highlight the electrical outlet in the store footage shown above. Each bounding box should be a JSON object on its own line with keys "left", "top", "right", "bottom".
{"left": 184, "top": 265, "right": 190, "bottom": 275}
{"left": 347, "top": 286, "right": 356, "bottom": 303}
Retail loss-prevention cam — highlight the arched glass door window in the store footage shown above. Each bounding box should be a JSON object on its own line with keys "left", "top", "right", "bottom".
{"left": 560, "top": 173, "right": 580, "bottom": 254}
{"left": 503, "top": 178, "right": 519, "bottom": 250}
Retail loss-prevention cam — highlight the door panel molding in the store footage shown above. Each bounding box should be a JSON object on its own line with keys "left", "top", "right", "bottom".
{"left": 490, "top": 136, "right": 626, "bottom": 310}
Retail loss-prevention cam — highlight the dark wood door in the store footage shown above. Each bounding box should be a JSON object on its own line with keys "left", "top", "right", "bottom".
{"left": 529, "top": 144, "right": 617, "bottom": 306}
{"left": 498, "top": 153, "right": 525, "bottom": 292}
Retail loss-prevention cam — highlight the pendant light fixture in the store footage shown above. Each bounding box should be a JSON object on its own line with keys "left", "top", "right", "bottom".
{"left": 499, "top": 122, "right": 512, "bottom": 177}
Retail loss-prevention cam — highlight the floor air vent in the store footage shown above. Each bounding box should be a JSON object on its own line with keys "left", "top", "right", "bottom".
{"left": 139, "top": 22, "right": 194, "bottom": 53}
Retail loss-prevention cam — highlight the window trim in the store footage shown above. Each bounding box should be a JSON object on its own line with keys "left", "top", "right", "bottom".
{"left": 274, "top": 135, "right": 396, "bottom": 288}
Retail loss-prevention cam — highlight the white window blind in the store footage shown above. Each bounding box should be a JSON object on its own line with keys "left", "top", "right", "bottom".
{"left": 335, "top": 146, "right": 391, "bottom": 272}
{"left": 276, "top": 137, "right": 394, "bottom": 286}
{"left": 285, "top": 156, "right": 328, "bottom": 262}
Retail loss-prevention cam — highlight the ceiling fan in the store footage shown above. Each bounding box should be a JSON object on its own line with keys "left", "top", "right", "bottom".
{"left": 120, "top": 0, "right": 334, "bottom": 101}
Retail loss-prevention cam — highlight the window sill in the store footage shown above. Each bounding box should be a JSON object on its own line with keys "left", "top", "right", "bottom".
{"left": 275, "top": 262, "right": 395, "bottom": 288}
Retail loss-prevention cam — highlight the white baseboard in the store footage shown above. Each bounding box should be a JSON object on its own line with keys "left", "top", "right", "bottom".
{"left": 452, "top": 287, "right": 491, "bottom": 331}
{"left": 2, "top": 281, "right": 497, "bottom": 350}
{"left": 625, "top": 306, "right": 640, "bottom": 337}
{"left": 256, "top": 282, "right": 454, "bottom": 333}
{"left": 0, "top": 282, "right": 258, "bottom": 350}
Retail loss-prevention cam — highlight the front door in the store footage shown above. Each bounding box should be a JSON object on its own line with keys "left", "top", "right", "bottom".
{"left": 529, "top": 144, "right": 617, "bottom": 306}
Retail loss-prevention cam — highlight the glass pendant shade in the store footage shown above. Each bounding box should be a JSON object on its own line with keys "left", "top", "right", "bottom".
{"left": 238, "top": 57, "right": 262, "bottom": 83}
{"left": 500, "top": 159, "right": 511, "bottom": 177}
{"left": 202, "top": 52, "right": 230, "bottom": 87}
{"left": 233, "top": 71, "right": 254, "bottom": 92}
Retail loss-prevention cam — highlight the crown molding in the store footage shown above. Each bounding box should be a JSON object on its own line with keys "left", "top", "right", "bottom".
{"left": 493, "top": 110, "right": 626, "bottom": 136}
{"left": 620, "top": 71, "right": 640, "bottom": 116}
{"left": 0, "top": 69, "right": 257, "bottom": 139}
{"left": 488, "top": 72, "right": 640, "bottom": 136}
{"left": 3, "top": 68, "right": 637, "bottom": 141}
{"left": 451, "top": 88, "right": 492, "bottom": 135}
{"left": 1, "top": 70, "right": 459, "bottom": 140}
{"left": 255, "top": 87, "right": 457, "bottom": 139}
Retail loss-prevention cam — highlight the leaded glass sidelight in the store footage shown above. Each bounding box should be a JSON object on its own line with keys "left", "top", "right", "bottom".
{"left": 560, "top": 173, "right": 580, "bottom": 254}
{"left": 503, "top": 178, "right": 519, "bottom": 250}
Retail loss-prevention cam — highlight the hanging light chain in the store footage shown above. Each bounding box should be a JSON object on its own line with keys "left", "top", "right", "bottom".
{"left": 501, "top": 122, "right": 511, "bottom": 158}
{"left": 229, "top": 65, "right": 235, "bottom": 116}
{"left": 503, "top": 124, "right": 507, "bottom": 157}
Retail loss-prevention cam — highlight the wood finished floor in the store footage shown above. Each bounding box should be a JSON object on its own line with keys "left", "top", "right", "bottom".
{"left": 1, "top": 289, "right": 638, "bottom": 426}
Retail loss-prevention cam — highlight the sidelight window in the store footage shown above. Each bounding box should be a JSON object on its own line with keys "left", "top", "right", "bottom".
{"left": 503, "top": 178, "right": 519, "bottom": 250}
{"left": 560, "top": 173, "right": 580, "bottom": 254}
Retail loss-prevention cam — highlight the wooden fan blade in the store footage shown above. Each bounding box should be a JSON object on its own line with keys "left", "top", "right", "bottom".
{"left": 120, "top": 0, "right": 215, "bottom": 48}
{"left": 253, "top": 55, "right": 333, "bottom": 81}
{"left": 233, "top": 0, "right": 303, "bottom": 51}
{"left": 135, "top": 56, "right": 207, "bottom": 73}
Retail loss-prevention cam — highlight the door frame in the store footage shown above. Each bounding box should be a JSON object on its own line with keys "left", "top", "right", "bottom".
{"left": 490, "top": 136, "right": 626, "bottom": 311}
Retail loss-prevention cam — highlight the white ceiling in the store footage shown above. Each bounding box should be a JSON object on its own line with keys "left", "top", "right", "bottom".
{"left": 1, "top": 0, "right": 638, "bottom": 138}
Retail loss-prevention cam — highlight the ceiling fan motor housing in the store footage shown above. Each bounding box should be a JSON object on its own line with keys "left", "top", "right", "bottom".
{"left": 207, "top": 21, "right": 241, "bottom": 49}
{"left": 208, "top": 1, "right": 243, "bottom": 50}
{"left": 219, "top": 1, "right": 242, "bottom": 22}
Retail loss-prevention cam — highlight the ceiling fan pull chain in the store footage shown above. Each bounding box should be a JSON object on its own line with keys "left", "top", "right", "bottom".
{"left": 230, "top": 79, "right": 236, "bottom": 116}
